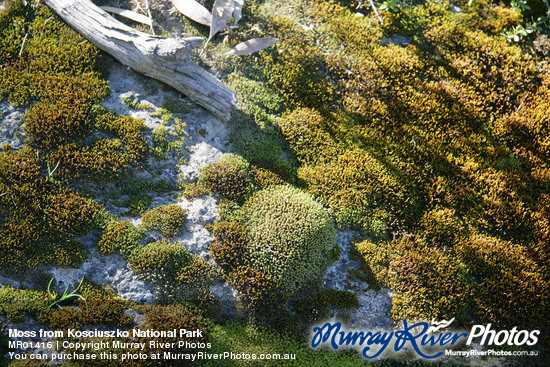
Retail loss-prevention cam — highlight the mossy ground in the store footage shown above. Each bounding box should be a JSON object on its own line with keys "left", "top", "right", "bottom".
{"left": 204, "top": 0, "right": 549, "bottom": 337}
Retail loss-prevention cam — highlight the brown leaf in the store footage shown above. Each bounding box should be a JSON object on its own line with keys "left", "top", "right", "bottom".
{"left": 170, "top": 0, "right": 212, "bottom": 26}
{"left": 226, "top": 37, "right": 278, "bottom": 55}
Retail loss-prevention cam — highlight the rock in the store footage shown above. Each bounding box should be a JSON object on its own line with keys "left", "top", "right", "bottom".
{"left": 381, "top": 33, "right": 412, "bottom": 47}
{"left": 324, "top": 230, "right": 393, "bottom": 330}
{"left": 0, "top": 101, "right": 26, "bottom": 150}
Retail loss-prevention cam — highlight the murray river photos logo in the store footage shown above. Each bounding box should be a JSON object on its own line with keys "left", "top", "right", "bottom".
{"left": 310, "top": 319, "right": 540, "bottom": 359}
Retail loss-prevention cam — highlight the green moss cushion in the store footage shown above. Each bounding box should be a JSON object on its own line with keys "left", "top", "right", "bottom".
{"left": 244, "top": 185, "right": 335, "bottom": 295}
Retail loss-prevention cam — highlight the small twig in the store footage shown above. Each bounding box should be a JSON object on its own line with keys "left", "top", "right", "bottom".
{"left": 133, "top": 0, "right": 155, "bottom": 35}
{"left": 0, "top": 191, "right": 16, "bottom": 205}
{"left": 144, "top": 0, "right": 155, "bottom": 35}
{"left": 132, "top": 0, "right": 146, "bottom": 14}
{"left": 516, "top": 93, "right": 529, "bottom": 112}
{"left": 369, "top": 0, "right": 384, "bottom": 25}
{"left": 18, "top": 33, "right": 28, "bottom": 57}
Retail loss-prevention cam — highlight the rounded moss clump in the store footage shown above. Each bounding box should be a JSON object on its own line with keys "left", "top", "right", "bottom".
{"left": 219, "top": 153, "right": 250, "bottom": 171}
{"left": 251, "top": 166, "right": 288, "bottom": 188}
{"left": 97, "top": 220, "right": 144, "bottom": 257}
{"left": 210, "top": 221, "right": 249, "bottom": 271}
{"left": 244, "top": 185, "right": 336, "bottom": 295}
{"left": 228, "top": 266, "right": 288, "bottom": 322}
{"left": 129, "top": 240, "right": 193, "bottom": 285}
{"left": 199, "top": 154, "right": 254, "bottom": 203}
{"left": 140, "top": 204, "right": 187, "bottom": 238}
{"left": 137, "top": 304, "right": 208, "bottom": 357}
{"left": 176, "top": 257, "right": 221, "bottom": 299}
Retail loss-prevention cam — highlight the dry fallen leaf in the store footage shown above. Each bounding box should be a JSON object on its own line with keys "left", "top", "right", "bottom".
{"left": 170, "top": 0, "right": 212, "bottom": 26}
{"left": 100, "top": 6, "right": 157, "bottom": 27}
{"left": 226, "top": 37, "right": 278, "bottom": 55}
{"left": 207, "top": 0, "right": 235, "bottom": 46}
{"left": 233, "top": 0, "right": 244, "bottom": 26}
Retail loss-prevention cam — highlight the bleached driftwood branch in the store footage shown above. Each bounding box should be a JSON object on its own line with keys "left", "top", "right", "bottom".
{"left": 43, "top": 0, "right": 237, "bottom": 121}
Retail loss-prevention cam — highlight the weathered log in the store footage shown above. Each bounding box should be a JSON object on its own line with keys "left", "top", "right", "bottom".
{"left": 43, "top": 0, "right": 237, "bottom": 121}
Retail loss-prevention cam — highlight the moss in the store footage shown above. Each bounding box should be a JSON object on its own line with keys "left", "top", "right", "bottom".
{"left": 228, "top": 266, "right": 289, "bottom": 324}
{"left": 207, "top": 322, "right": 367, "bottom": 366}
{"left": 151, "top": 125, "right": 169, "bottom": 159}
{"left": 181, "top": 182, "right": 207, "bottom": 199}
{"left": 293, "top": 287, "right": 360, "bottom": 323}
{"left": 93, "top": 208, "right": 117, "bottom": 230}
{"left": 0, "top": 1, "right": 107, "bottom": 106}
{"left": 139, "top": 303, "right": 208, "bottom": 349}
{"left": 281, "top": 105, "right": 429, "bottom": 231}
{"left": 226, "top": 73, "right": 283, "bottom": 125}
{"left": 43, "top": 280, "right": 133, "bottom": 329}
{"left": 457, "top": 234, "right": 549, "bottom": 330}
{"left": 319, "top": 3, "right": 383, "bottom": 51}
{"left": 261, "top": 16, "right": 335, "bottom": 111}
{"left": 389, "top": 237, "right": 474, "bottom": 324}
{"left": 250, "top": 166, "right": 288, "bottom": 188}
{"left": 121, "top": 96, "right": 153, "bottom": 110}
{"left": 176, "top": 257, "right": 221, "bottom": 299}
{"left": 199, "top": 154, "right": 255, "bottom": 203}
{"left": 244, "top": 185, "right": 336, "bottom": 295}
{"left": 119, "top": 177, "right": 178, "bottom": 196}
{"left": 0, "top": 285, "right": 49, "bottom": 323}
{"left": 117, "top": 194, "right": 152, "bottom": 216}
{"left": 141, "top": 204, "right": 187, "bottom": 238}
{"left": 162, "top": 96, "right": 190, "bottom": 115}
{"left": 229, "top": 112, "right": 295, "bottom": 183}
{"left": 77, "top": 281, "right": 133, "bottom": 327}
{"left": 0, "top": 148, "right": 98, "bottom": 273}
{"left": 5, "top": 360, "right": 50, "bottom": 367}
{"left": 354, "top": 240, "right": 393, "bottom": 289}
{"left": 0, "top": 3, "right": 149, "bottom": 181}
{"left": 64, "top": 303, "right": 208, "bottom": 366}
{"left": 97, "top": 220, "right": 144, "bottom": 257}
{"left": 0, "top": 321, "right": 8, "bottom": 361}
{"left": 129, "top": 239, "right": 220, "bottom": 303}
{"left": 130, "top": 240, "right": 193, "bottom": 284}
{"left": 211, "top": 221, "right": 249, "bottom": 272}
{"left": 217, "top": 199, "right": 246, "bottom": 222}
{"left": 150, "top": 108, "right": 174, "bottom": 124}
{"left": 45, "top": 307, "right": 81, "bottom": 330}
{"left": 420, "top": 207, "right": 466, "bottom": 249}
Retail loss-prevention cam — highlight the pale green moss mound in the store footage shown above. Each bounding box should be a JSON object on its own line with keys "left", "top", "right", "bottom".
{"left": 244, "top": 185, "right": 335, "bottom": 294}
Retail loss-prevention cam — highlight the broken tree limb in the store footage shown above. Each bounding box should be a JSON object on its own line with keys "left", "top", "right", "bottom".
{"left": 43, "top": 0, "right": 237, "bottom": 121}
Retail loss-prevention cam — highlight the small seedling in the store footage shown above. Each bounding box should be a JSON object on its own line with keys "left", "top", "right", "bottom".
{"left": 46, "top": 277, "right": 88, "bottom": 313}
{"left": 36, "top": 151, "right": 60, "bottom": 183}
